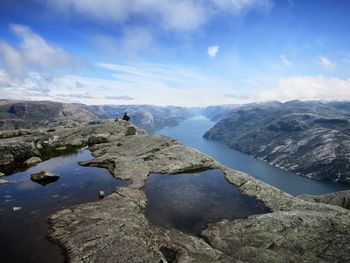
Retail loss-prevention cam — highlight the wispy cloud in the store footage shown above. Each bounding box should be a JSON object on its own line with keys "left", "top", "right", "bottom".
{"left": 319, "top": 56, "right": 336, "bottom": 70}
{"left": 0, "top": 24, "right": 74, "bottom": 79}
{"left": 208, "top": 46, "right": 220, "bottom": 58}
{"left": 280, "top": 55, "right": 293, "bottom": 67}
{"left": 42, "top": 0, "right": 273, "bottom": 32}
{"left": 256, "top": 75, "right": 350, "bottom": 101}
{"left": 0, "top": 62, "right": 241, "bottom": 106}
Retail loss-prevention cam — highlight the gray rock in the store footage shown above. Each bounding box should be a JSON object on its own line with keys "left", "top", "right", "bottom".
{"left": 30, "top": 170, "right": 59, "bottom": 186}
{"left": 24, "top": 156, "right": 42, "bottom": 166}
{"left": 46, "top": 122, "right": 350, "bottom": 263}
{"left": 87, "top": 136, "right": 108, "bottom": 146}
{"left": 298, "top": 190, "right": 350, "bottom": 210}
{"left": 125, "top": 126, "right": 137, "bottom": 136}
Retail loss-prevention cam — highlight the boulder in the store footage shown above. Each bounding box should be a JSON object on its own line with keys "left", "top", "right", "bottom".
{"left": 125, "top": 126, "right": 137, "bottom": 136}
{"left": 24, "top": 156, "right": 42, "bottom": 166}
{"left": 30, "top": 170, "right": 59, "bottom": 186}
{"left": 87, "top": 136, "right": 108, "bottom": 146}
{"left": 99, "top": 191, "right": 105, "bottom": 199}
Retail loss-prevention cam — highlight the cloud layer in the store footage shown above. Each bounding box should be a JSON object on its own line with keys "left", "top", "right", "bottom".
{"left": 0, "top": 24, "right": 74, "bottom": 79}
{"left": 43, "top": 0, "right": 273, "bottom": 31}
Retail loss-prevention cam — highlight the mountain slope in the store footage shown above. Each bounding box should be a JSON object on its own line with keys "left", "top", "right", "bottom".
{"left": 204, "top": 101, "right": 350, "bottom": 183}
{"left": 0, "top": 100, "right": 194, "bottom": 132}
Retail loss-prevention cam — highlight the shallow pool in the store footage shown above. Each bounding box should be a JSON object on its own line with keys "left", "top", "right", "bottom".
{"left": 0, "top": 148, "right": 128, "bottom": 263}
{"left": 145, "top": 169, "right": 270, "bottom": 235}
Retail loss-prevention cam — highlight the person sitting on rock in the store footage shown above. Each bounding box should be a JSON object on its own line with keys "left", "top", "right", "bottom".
{"left": 122, "top": 112, "right": 130, "bottom": 121}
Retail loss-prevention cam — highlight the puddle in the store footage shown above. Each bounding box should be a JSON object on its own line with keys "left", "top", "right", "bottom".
{"left": 0, "top": 148, "right": 128, "bottom": 263}
{"left": 145, "top": 169, "right": 270, "bottom": 235}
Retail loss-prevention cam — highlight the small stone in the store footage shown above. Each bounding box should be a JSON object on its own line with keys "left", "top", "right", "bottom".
{"left": 0, "top": 172, "right": 5, "bottom": 177}
{"left": 0, "top": 179, "right": 16, "bottom": 185}
{"left": 0, "top": 179, "right": 9, "bottom": 185}
{"left": 99, "top": 191, "right": 105, "bottom": 199}
{"left": 87, "top": 136, "right": 108, "bottom": 146}
{"left": 24, "top": 157, "right": 42, "bottom": 166}
{"left": 30, "top": 170, "right": 60, "bottom": 186}
{"left": 13, "top": 207, "right": 22, "bottom": 212}
{"left": 56, "top": 146, "right": 67, "bottom": 151}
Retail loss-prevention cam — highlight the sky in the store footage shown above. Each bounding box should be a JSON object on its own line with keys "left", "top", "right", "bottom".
{"left": 0, "top": 0, "right": 350, "bottom": 106}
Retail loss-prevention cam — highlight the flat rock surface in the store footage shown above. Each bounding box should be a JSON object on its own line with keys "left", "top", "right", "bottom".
{"left": 2, "top": 121, "right": 349, "bottom": 262}
{"left": 298, "top": 190, "right": 350, "bottom": 210}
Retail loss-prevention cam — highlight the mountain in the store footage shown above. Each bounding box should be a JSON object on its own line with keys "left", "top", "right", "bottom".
{"left": 88, "top": 105, "right": 194, "bottom": 132}
{"left": 0, "top": 100, "right": 194, "bottom": 132}
{"left": 204, "top": 100, "right": 350, "bottom": 184}
{"left": 0, "top": 100, "right": 95, "bottom": 130}
{"left": 200, "top": 104, "right": 239, "bottom": 121}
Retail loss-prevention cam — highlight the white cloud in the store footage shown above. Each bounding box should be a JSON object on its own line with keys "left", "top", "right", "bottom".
{"left": 1, "top": 63, "right": 239, "bottom": 106}
{"left": 319, "top": 56, "right": 336, "bottom": 70}
{"left": 0, "top": 24, "right": 74, "bottom": 79}
{"left": 213, "top": 0, "right": 273, "bottom": 15}
{"left": 256, "top": 76, "right": 350, "bottom": 101}
{"left": 280, "top": 55, "right": 293, "bottom": 67}
{"left": 43, "top": 0, "right": 273, "bottom": 32}
{"left": 208, "top": 45, "right": 219, "bottom": 58}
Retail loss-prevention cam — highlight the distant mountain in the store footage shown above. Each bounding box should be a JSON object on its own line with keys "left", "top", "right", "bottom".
{"left": 200, "top": 104, "right": 239, "bottom": 121}
{"left": 204, "top": 100, "right": 350, "bottom": 184}
{"left": 0, "top": 100, "right": 194, "bottom": 132}
{"left": 88, "top": 105, "right": 194, "bottom": 132}
{"left": 0, "top": 100, "right": 95, "bottom": 130}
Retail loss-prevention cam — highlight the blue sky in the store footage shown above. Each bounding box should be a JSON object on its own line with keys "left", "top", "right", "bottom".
{"left": 0, "top": 0, "right": 350, "bottom": 106}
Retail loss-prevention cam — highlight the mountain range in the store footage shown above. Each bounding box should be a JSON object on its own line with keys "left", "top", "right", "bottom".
{"left": 204, "top": 100, "right": 350, "bottom": 184}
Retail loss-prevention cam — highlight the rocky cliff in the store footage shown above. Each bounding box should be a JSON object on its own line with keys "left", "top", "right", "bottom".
{"left": 88, "top": 104, "right": 194, "bottom": 132}
{"left": 204, "top": 100, "right": 350, "bottom": 184}
{"left": 0, "top": 100, "right": 194, "bottom": 132}
{"left": 1, "top": 121, "right": 348, "bottom": 262}
{"left": 0, "top": 100, "right": 96, "bottom": 130}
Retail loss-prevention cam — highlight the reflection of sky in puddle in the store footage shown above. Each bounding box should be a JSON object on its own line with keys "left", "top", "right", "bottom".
{"left": 145, "top": 169, "right": 270, "bottom": 235}
{"left": 0, "top": 148, "right": 128, "bottom": 263}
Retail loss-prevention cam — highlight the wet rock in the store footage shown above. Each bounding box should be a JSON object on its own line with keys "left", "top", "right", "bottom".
{"left": 87, "top": 135, "right": 108, "bottom": 146}
{"left": 55, "top": 146, "right": 67, "bottom": 151}
{"left": 0, "top": 122, "right": 133, "bottom": 166}
{"left": 298, "top": 190, "right": 350, "bottom": 210}
{"left": 13, "top": 207, "right": 22, "bottom": 212}
{"left": 0, "top": 179, "right": 9, "bottom": 185}
{"left": 24, "top": 156, "right": 42, "bottom": 166}
{"left": 30, "top": 170, "right": 59, "bottom": 186}
{"left": 99, "top": 191, "right": 105, "bottom": 199}
{"left": 0, "top": 179, "right": 16, "bottom": 185}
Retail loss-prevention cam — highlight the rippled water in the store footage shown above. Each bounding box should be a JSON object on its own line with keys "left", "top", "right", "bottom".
{"left": 145, "top": 169, "right": 270, "bottom": 235}
{"left": 0, "top": 148, "right": 128, "bottom": 263}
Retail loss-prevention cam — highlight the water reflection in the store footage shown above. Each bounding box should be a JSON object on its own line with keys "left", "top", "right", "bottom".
{"left": 0, "top": 148, "right": 128, "bottom": 263}
{"left": 145, "top": 169, "right": 270, "bottom": 235}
